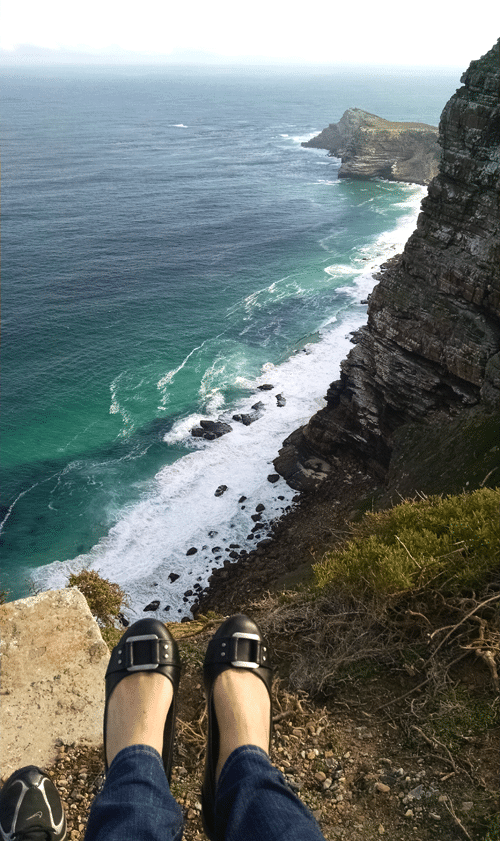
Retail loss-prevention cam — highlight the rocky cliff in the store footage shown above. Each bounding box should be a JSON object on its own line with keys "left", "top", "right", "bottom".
{"left": 302, "top": 108, "right": 440, "bottom": 185}
{"left": 276, "top": 41, "right": 500, "bottom": 491}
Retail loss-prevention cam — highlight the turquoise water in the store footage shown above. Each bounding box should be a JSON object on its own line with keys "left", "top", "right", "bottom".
{"left": 1, "top": 64, "right": 462, "bottom": 614}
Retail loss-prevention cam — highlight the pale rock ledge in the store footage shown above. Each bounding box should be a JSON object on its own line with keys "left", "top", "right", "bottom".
{"left": 0, "top": 588, "right": 109, "bottom": 778}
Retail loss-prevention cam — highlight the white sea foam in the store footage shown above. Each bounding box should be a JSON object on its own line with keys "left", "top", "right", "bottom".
{"left": 32, "top": 319, "right": 359, "bottom": 620}
{"left": 157, "top": 342, "right": 206, "bottom": 406}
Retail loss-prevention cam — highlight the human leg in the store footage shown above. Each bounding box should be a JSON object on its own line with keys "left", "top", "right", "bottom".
{"left": 84, "top": 619, "right": 183, "bottom": 841}
{"left": 216, "top": 745, "right": 326, "bottom": 841}
{"left": 85, "top": 745, "right": 183, "bottom": 841}
{"left": 202, "top": 614, "right": 326, "bottom": 841}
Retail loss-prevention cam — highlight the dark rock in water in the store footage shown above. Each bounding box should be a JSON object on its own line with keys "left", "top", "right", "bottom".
{"left": 229, "top": 551, "right": 239, "bottom": 559}
{"left": 118, "top": 613, "right": 129, "bottom": 627}
{"left": 267, "top": 473, "right": 280, "bottom": 483}
{"left": 208, "top": 530, "right": 218, "bottom": 537}
{"left": 164, "top": 605, "right": 171, "bottom": 611}
{"left": 201, "top": 419, "right": 232, "bottom": 434}
{"left": 229, "top": 543, "right": 240, "bottom": 548}
{"left": 181, "top": 616, "right": 190, "bottom": 623}
{"left": 168, "top": 572, "right": 180, "bottom": 583}
{"left": 191, "top": 420, "right": 232, "bottom": 439}
{"left": 258, "top": 384, "right": 274, "bottom": 390}
{"left": 276, "top": 394, "right": 286, "bottom": 407}
{"left": 186, "top": 547, "right": 197, "bottom": 556}
{"left": 233, "top": 403, "right": 264, "bottom": 425}
{"left": 215, "top": 485, "right": 228, "bottom": 497}
{"left": 212, "top": 546, "right": 222, "bottom": 554}
{"left": 184, "top": 589, "right": 193, "bottom": 597}
{"left": 233, "top": 412, "right": 259, "bottom": 426}
{"left": 256, "top": 503, "right": 266, "bottom": 512}
{"left": 144, "top": 600, "right": 160, "bottom": 611}
{"left": 238, "top": 496, "right": 247, "bottom": 503}
{"left": 251, "top": 513, "right": 262, "bottom": 522}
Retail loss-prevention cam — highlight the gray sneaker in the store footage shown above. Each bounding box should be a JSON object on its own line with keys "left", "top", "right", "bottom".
{"left": 0, "top": 766, "right": 66, "bottom": 841}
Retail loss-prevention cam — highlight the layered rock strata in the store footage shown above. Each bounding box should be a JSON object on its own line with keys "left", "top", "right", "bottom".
{"left": 276, "top": 42, "right": 500, "bottom": 490}
{"left": 302, "top": 108, "right": 440, "bottom": 185}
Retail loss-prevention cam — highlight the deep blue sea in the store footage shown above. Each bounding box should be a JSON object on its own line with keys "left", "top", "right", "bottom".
{"left": 1, "top": 63, "right": 463, "bottom": 617}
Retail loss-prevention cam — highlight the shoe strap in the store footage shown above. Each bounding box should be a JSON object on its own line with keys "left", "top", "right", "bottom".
{"left": 106, "top": 632, "right": 179, "bottom": 676}
{"left": 205, "top": 633, "right": 271, "bottom": 669}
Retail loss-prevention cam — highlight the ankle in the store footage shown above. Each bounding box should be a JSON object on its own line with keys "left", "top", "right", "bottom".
{"left": 106, "top": 672, "right": 173, "bottom": 766}
{"left": 213, "top": 669, "right": 270, "bottom": 783}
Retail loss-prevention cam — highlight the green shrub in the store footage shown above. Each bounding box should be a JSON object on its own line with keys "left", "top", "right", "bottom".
{"left": 68, "top": 569, "right": 127, "bottom": 627}
{"left": 313, "top": 488, "right": 499, "bottom": 597}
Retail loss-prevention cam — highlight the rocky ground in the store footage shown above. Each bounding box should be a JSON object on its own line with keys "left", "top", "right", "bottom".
{"left": 191, "top": 455, "right": 379, "bottom": 619}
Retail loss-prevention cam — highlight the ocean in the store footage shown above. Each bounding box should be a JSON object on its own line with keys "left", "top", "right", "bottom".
{"left": 1, "top": 63, "right": 463, "bottom": 618}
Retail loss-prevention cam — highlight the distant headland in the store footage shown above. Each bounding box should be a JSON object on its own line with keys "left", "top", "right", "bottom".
{"left": 302, "top": 108, "right": 439, "bottom": 185}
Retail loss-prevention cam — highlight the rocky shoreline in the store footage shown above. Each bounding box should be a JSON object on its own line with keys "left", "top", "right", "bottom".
{"left": 191, "top": 450, "right": 378, "bottom": 617}
{"left": 193, "top": 39, "right": 500, "bottom": 620}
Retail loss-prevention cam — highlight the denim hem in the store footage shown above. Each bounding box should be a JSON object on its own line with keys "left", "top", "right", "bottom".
{"left": 107, "top": 743, "right": 164, "bottom": 774}
{"left": 218, "top": 744, "right": 270, "bottom": 790}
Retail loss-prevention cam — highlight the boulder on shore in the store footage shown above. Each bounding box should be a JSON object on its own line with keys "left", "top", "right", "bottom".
{"left": 191, "top": 420, "right": 232, "bottom": 439}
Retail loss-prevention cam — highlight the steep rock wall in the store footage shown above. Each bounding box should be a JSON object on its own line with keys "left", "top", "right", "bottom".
{"left": 302, "top": 108, "right": 440, "bottom": 185}
{"left": 276, "top": 42, "right": 500, "bottom": 489}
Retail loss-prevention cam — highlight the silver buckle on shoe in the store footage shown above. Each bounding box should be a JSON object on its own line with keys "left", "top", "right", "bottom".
{"left": 124, "top": 634, "right": 160, "bottom": 671}
{"left": 231, "top": 632, "right": 260, "bottom": 668}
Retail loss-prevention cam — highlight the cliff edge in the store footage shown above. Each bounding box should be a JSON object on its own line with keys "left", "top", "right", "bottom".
{"left": 0, "top": 589, "right": 109, "bottom": 778}
{"left": 277, "top": 41, "right": 500, "bottom": 490}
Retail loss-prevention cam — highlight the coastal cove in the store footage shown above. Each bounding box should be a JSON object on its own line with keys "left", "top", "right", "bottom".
{"left": 1, "top": 64, "right": 463, "bottom": 615}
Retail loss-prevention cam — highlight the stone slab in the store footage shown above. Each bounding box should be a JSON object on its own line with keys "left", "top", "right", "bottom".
{"left": 0, "top": 588, "right": 109, "bottom": 778}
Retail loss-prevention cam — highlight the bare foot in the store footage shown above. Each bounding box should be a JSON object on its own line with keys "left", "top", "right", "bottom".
{"left": 213, "top": 669, "right": 270, "bottom": 783}
{"left": 106, "top": 672, "right": 173, "bottom": 766}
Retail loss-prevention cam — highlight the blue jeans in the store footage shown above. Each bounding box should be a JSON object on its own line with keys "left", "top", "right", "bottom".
{"left": 85, "top": 744, "right": 326, "bottom": 841}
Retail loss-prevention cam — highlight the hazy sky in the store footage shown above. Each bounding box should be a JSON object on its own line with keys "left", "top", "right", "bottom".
{"left": 1, "top": 0, "right": 498, "bottom": 65}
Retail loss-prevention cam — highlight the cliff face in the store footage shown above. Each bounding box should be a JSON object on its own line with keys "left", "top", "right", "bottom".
{"left": 276, "top": 42, "right": 500, "bottom": 490}
{"left": 302, "top": 108, "right": 440, "bottom": 185}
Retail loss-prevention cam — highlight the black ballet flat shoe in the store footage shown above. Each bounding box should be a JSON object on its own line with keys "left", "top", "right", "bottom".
{"left": 0, "top": 766, "right": 67, "bottom": 841}
{"left": 201, "top": 614, "right": 273, "bottom": 840}
{"left": 104, "top": 618, "right": 181, "bottom": 782}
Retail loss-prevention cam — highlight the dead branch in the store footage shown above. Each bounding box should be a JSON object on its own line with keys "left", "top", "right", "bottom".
{"left": 410, "top": 726, "right": 457, "bottom": 772}
{"left": 442, "top": 796, "right": 473, "bottom": 841}
{"left": 426, "top": 593, "right": 500, "bottom": 663}
{"left": 406, "top": 610, "right": 432, "bottom": 625}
